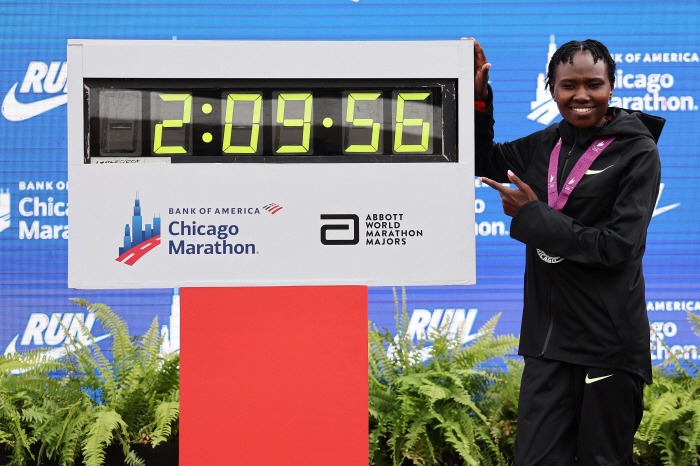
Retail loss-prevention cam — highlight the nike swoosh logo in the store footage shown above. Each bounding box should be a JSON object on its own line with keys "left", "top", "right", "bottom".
{"left": 3, "top": 333, "right": 110, "bottom": 375}
{"left": 585, "top": 165, "right": 613, "bottom": 175}
{"left": 1, "top": 83, "right": 67, "bottom": 122}
{"left": 585, "top": 374, "right": 613, "bottom": 384}
{"left": 652, "top": 183, "right": 680, "bottom": 218}
{"left": 653, "top": 203, "right": 680, "bottom": 217}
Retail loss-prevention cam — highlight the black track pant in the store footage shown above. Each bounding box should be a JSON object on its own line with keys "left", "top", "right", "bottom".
{"left": 514, "top": 357, "right": 644, "bottom": 466}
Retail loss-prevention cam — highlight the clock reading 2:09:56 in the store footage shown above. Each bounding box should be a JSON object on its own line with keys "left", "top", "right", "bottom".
{"left": 87, "top": 79, "right": 454, "bottom": 162}
{"left": 127, "top": 91, "right": 430, "bottom": 155}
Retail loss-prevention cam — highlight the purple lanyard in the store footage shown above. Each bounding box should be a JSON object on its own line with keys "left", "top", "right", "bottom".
{"left": 547, "top": 136, "right": 616, "bottom": 212}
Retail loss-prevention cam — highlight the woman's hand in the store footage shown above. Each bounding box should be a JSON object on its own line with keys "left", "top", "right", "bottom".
{"left": 462, "top": 37, "right": 491, "bottom": 102}
{"left": 479, "top": 170, "right": 538, "bottom": 217}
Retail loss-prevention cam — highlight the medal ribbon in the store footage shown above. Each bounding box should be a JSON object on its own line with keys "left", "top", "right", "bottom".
{"left": 547, "top": 136, "right": 616, "bottom": 212}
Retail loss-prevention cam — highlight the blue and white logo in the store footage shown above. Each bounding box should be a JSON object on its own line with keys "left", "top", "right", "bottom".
{"left": 527, "top": 36, "right": 560, "bottom": 125}
{"left": 2, "top": 61, "right": 68, "bottom": 122}
{"left": 0, "top": 190, "right": 10, "bottom": 233}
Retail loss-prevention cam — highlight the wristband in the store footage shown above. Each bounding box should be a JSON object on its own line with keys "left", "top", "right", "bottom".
{"left": 475, "top": 101, "right": 486, "bottom": 112}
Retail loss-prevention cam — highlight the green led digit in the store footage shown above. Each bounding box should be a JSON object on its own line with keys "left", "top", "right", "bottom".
{"left": 223, "top": 94, "right": 262, "bottom": 154}
{"left": 153, "top": 93, "right": 192, "bottom": 154}
{"left": 276, "top": 93, "right": 312, "bottom": 153}
{"left": 345, "top": 93, "right": 381, "bottom": 153}
{"left": 394, "top": 92, "right": 430, "bottom": 153}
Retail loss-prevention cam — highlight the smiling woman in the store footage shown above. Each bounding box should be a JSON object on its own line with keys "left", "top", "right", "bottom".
{"left": 546, "top": 41, "right": 616, "bottom": 129}
{"left": 468, "top": 37, "right": 665, "bottom": 466}
{"left": 550, "top": 53, "right": 611, "bottom": 128}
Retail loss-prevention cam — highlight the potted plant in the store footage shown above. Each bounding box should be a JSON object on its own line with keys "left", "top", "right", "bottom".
{"left": 368, "top": 288, "right": 519, "bottom": 466}
{"left": 633, "top": 311, "right": 700, "bottom": 466}
{"left": 0, "top": 299, "right": 179, "bottom": 466}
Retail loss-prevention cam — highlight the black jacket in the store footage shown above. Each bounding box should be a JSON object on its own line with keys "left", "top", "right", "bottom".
{"left": 475, "top": 87, "right": 664, "bottom": 384}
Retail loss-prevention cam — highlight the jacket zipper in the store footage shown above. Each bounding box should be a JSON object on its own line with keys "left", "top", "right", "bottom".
{"left": 559, "top": 147, "right": 573, "bottom": 191}
{"left": 541, "top": 142, "right": 573, "bottom": 355}
{"left": 540, "top": 290, "right": 554, "bottom": 357}
{"left": 540, "top": 265, "right": 555, "bottom": 357}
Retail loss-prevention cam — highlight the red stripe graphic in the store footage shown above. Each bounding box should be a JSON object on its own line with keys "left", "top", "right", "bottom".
{"left": 116, "top": 235, "right": 161, "bottom": 266}
{"left": 264, "top": 203, "right": 283, "bottom": 214}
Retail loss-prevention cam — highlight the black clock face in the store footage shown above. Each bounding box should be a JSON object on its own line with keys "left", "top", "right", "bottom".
{"left": 85, "top": 78, "right": 456, "bottom": 163}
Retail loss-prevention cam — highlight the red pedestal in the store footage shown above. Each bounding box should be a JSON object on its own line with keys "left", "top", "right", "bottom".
{"left": 180, "top": 286, "right": 368, "bottom": 465}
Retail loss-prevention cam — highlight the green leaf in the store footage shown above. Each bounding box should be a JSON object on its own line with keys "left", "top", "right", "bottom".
{"left": 150, "top": 400, "right": 179, "bottom": 447}
{"left": 82, "top": 409, "right": 128, "bottom": 466}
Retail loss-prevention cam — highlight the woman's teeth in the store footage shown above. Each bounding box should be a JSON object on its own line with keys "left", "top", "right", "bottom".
{"left": 572, "top": 107, "right": 594, "bottom": 113}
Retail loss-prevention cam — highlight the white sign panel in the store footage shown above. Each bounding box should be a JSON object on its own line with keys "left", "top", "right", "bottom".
{"left": 68, "top": 164, "right": 471, "bottom": 288}
{"left": 67, "top": 40, "right": 475, "bottom": 288}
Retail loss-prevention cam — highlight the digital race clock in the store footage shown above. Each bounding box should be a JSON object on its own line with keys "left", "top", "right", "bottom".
{"left": 85, "top": 78, "right": 456, "bottom": 163}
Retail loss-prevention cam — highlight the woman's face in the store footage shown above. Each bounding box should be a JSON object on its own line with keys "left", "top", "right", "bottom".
{"left": 550, "top": 50, "right": 613, "bottom": 129}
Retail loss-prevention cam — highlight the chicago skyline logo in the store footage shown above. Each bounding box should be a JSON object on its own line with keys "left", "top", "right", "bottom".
{"left": 527, "top": 35, "right": 560, "bottom": 125}
{"left": 116, "top": 194, "right": 161, "bottom": 266}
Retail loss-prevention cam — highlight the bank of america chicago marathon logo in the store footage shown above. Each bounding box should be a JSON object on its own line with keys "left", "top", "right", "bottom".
{"left": 116, "top": 195, "right": 161, "bottom": 266}
{"left": 116, "top": 197, "right": 286, "bottom": 262}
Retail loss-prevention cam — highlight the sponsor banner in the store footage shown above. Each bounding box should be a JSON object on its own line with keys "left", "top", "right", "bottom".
{"left": 0, "top": 4, "right": 698, "bottom": 369}
{"left": 0, "top": 289, "right": 180, "bottom": 365}
{"left": 2, "top": 288, "right": 180, "bottom": 360}
{"left": 16, "top": 180, "right": 69, "bottom": 240}
{"left": 368, "top": 287, "right": 523, "bottom": 364}
{"left": 69, "top": 164, "right": 474, "bottom": 288}
{"left": 368, "top": 291, "right": 700, "bottom": 366}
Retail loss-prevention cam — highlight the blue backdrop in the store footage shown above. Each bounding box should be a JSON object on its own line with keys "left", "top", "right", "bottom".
{"left": 0, "top": 0, "right": 697, "bottom": 366}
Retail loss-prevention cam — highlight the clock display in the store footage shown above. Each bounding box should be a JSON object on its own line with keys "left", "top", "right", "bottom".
{"left": 85, "top": 78, "right": 456, "bottom": 163}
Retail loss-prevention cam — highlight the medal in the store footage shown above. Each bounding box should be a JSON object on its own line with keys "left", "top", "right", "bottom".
{"left": 539, "top": 136, "right": 616, "bottom": 263}
{"left": 547, "top": 136, "right": 616, "bottom": 212}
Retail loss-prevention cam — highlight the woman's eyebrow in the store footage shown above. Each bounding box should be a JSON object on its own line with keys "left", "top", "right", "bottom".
{"left": 558, "top": 76, "right": 607, "bottom": 82}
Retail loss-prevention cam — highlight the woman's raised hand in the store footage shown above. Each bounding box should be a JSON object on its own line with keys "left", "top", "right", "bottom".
{"left": 461, "top": 38, "right": 491, "bottom": 102}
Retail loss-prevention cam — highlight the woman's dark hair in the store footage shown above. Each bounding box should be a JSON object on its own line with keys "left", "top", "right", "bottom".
{"left": 544, "top": 39, "right": 616, "bottom": 90}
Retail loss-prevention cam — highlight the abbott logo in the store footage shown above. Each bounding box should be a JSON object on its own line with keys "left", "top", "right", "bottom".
{"left": 320, "top": 214, "right": 359, "bottom": 245}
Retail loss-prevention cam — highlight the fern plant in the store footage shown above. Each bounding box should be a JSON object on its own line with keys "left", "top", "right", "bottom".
{"left": 480, "top": 358, "right": 523, "bottom": 464}
{"left": 634, "top": 311, "right": 700, "bottom": 466}
{"left": 0, "top": 346, "right": 71, "bottom": 466}
{"left": 369, "top": 288, "right": 519, "bottom": 466}
{"left": 0, "top": 299, "right": 179, "bottom": 466}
